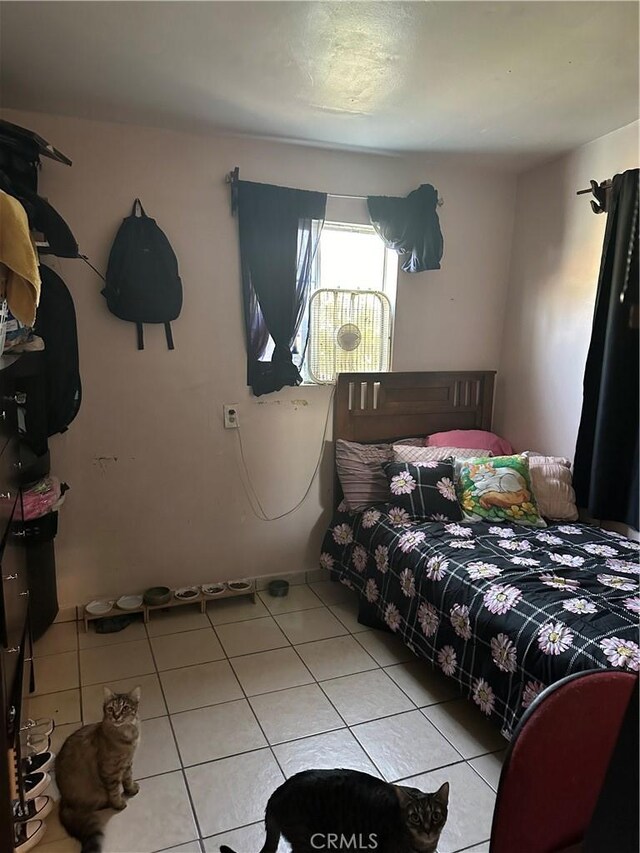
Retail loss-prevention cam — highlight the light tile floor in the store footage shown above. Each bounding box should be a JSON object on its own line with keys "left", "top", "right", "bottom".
{"left": 29, "top": 584, "right": 506, "bottom": 853}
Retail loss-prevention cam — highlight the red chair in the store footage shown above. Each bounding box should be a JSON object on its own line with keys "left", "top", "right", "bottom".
{"left": 489, "top": 669, "right": 638, "bottom": 853}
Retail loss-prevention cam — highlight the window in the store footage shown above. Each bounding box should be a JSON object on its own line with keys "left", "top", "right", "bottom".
{"left": 298, "top": 222, "right": 398, "bottom": 383}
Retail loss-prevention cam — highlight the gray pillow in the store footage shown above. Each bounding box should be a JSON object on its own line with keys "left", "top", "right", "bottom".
{"left": 336, "top": 438, "right": 422, "bottom": 510}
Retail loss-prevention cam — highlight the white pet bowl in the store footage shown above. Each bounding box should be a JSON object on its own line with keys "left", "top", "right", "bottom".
{"left": 116, "top": 594, "right": 143, "bottom": 611}
{"left": 85, "top": 599, "right": 113, "bottom": 616}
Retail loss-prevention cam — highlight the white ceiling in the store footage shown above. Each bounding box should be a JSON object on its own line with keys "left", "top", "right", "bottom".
{"left": 1, "top": 1, "right": 638, "bottom": 169}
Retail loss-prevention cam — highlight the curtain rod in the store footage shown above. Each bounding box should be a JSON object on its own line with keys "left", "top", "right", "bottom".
{"left": 224, "top": 168, "right": 444, "bottom": 211}
{"left": 328, "top": 190, "right": 444, "bottom": 206}
{"left": 577, "top": 178, "right": 612, "bottom": 214}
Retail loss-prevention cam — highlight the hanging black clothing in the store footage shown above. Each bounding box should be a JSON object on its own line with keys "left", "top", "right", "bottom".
{"left": 573, "top": 168, "right": 639, "bottom": 529}
{"left": 367, "top": 184, "right": 443, "bottom": 273}
{"left": 237, "top": 180, "right": 326, "bottom": 396}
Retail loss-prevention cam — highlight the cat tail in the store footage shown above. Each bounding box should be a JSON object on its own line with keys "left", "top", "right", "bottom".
{"left": 59, "top": 803, "right": 104, "bottom": 853}
{"left": 219, "top": 809, "right": 280, "bottom": 853}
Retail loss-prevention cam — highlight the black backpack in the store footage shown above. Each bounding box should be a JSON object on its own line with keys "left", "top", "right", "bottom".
{"left": 103, "top": 199, "right": 182, "bottom": 349}
{"left": 33, "top": 266, "right": 82, "bottom": 436}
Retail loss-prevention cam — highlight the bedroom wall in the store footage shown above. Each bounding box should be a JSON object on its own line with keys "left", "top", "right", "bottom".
{"left": 1, "top": 109, "right": 516, "bottom": 607}
{"left": 494, "top": 121, "right": 639, "bottom": 462}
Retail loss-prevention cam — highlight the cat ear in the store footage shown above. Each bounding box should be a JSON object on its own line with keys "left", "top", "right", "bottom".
{"left": 395, "top": 785, "right": 422, "bottom": 807}
{"left": 433, "top": 782, "right": 449, "bottom": 806}
{"left": 128, "top": 686, "right": 141, "bottom": 703}
{"left": 103, "top": 686, "right": 115, "bottom": 702}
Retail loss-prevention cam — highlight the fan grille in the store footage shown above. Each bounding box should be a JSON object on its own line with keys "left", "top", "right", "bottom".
{"left": 308, "top": 289, "right": 391, "bottom": 383}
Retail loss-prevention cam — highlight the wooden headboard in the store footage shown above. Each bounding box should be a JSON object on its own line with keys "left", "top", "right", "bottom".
{"left": 332, "top": 370, "right": 496, "bottom": 505}
{"left": 334, "top": 371, "right": 495, "bottom": 444}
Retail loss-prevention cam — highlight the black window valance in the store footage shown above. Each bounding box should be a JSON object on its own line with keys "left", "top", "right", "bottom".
{"left": 367, "top": 183, "right": 443, "bottom": 273}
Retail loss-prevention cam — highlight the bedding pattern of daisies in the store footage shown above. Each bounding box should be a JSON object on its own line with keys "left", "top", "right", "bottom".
{"left": 321, "top": 504, "right": 639, "bottom": 739}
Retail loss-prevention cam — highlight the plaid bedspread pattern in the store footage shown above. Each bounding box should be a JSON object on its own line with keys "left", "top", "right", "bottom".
{"left": 320, "top": 506, "right": 639, "bottom": 738}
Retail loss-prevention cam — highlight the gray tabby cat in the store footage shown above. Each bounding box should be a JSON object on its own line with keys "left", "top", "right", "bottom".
{"left": 56, "top": 686, "right": 141, "bottom": 853}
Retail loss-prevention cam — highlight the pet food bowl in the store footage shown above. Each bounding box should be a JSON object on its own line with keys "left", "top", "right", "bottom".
{"left": 174, "top": 586, "right": 200, "bottom": 601}
{"left": 116, "top": 594, "right": 143, "bottom": 611}
{"left": 226, "top": 579, "right": 252, "bottom": 592}
{"left": 143, "top": 586, "right": 171, "bottom": 606}
{"left": 267, "top": 580, "right": 289, "bottom": 598}
{"left": 201, "top": 583, "right": 226, "bottom": 598}
{"left": 85, "top": 600, "right": 113, "bottom": 616}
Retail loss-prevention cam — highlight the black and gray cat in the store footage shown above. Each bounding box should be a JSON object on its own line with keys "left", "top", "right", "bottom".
{"left": 220, "top": 768, "right": 449, "bottom": 853}
{"left": 56, "top": 686, "right": 141, "bottom": 853}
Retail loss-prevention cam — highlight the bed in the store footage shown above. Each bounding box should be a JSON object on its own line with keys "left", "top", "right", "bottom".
{"left": 321, "top": 371, "right": 639, "bottom": 739}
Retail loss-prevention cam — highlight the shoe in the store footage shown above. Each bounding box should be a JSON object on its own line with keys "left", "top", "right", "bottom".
{"left": 20, "top": 718, "right": 54, "bottom": 737}
{"left": 14, "top": 795, "right": 53, "bottom": 823}
{"left": 23, "top": 772, "right": 51, "bottom": 800}
{"left": 13, "top": 819, "right": 46, "bottom": 852}
{"left": 21, "top": 751, "right": 55, "bottom": 775}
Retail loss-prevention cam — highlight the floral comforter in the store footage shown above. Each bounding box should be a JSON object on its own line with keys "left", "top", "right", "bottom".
{"left": 320, "top": 505, "right": 640, "bottom": 738}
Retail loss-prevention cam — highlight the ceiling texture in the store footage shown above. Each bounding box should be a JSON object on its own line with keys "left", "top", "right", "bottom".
{"left": 1, "top": 1, "right": 638, "bottom": 169}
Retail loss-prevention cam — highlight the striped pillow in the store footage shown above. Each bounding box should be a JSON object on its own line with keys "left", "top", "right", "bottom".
{"left": 336, "top": 438, "right": 423, "bottom": 510}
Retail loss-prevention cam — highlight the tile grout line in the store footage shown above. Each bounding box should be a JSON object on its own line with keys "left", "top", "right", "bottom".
{"left": 153, "top": 841, "right": 203, "bottom": 853}
{"left": 327, "top": 607, "right": 509, "bottom": 768}
{"left": 69, "top": 586, "right": 364, "bottom": 651}
{"left": 391, "top": 755, "right": 469, "bottom": 784}
{"left": 280, "top": 602, "right": 505, "bottom": 782}
{"left": 418, "top": 705, "right": 506, "bottom": 763}
{"left": 284, "top": 639, "right": 391, "bottom": 780}
{"left": 38, "top": 595, "right": 505, "bottom": 770}
{"left": 61, "top": 593, "right": 501, "bottom": 820}
{"left": 465, "top": 757, "right": 500, "bottom": 792}
{"left": 42, "top": 587, "right": 498, "bottom": 848}
{"left": 317, "top": 677, "right": 420, "bottom": 730}
{"left": 453, "top": 840, "right": 491, "bottom": 853}
{"left": 151, "top": 607, "right": 291, "bottom": 842}
{"left": 177, "top": 613, "right": 299, "bottom": 836}
{"left": 67, "top": 590, "right": 340, "bottom": 652}
{"left": 145, "top": 631, "right": 207, "bottom": 847}
{"left": 75, "top": 618, "right": 84, "bottom": 725}
{"left": 212, "top": 598, "right": 337, "bottom": 784}
{"left": 162, "top": 594, "right": 477, "bottom": 778}
{"left": 225, "top": 649, "right": 294, "bottom": 806}
{"left": 203, "top": 587, "right": 388, "bottom": 791}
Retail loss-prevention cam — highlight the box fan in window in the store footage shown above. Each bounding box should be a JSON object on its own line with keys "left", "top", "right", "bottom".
{"left": 307, "top": 289, "right": 392, "bottom": 383}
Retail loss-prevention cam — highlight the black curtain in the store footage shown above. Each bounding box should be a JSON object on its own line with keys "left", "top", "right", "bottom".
{"left": 238, "top": 181, "right": 326, "bottom": 396}
{"left": 573, "top": 168, "right": 639, "bottom": 529}
{"left": 367, "top": 183, "right": 443, "bottom": 273}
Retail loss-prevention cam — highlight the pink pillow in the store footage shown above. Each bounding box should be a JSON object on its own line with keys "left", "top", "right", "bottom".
{"left": 426, "top": 430, "right": 513, "bottom": 457}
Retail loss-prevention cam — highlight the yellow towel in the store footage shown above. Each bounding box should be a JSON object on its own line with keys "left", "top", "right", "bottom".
{"left": 0, "top": 190, "right": 41, "bottom": 327}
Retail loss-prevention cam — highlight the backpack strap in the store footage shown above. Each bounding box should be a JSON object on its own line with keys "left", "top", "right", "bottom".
{"left": 136, "top": 323, "right": 174, "bottom": 350}
{"left": 164, "top": 322, "right": 175, "bottom": 350}
{"left": 132, "top": 198, "right": 146, "bottom": 217}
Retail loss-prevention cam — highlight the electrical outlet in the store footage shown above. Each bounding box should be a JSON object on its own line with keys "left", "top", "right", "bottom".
{"left": 223, "top": 404, "right": 239, "bottom": 429}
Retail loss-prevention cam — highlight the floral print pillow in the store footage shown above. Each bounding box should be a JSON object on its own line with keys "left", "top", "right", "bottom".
{"left": 383, "top": 460, "right": 463, "bottom": 521}
{"left": 457, "top": 455, "right": 546, "bottom": 528}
